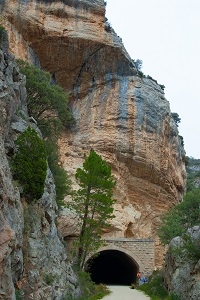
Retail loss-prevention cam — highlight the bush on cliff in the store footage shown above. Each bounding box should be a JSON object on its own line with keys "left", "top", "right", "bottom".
{"left": 0, "top": 24, "right": 5, "bottom": 41}
{"left": 17, "top": 60, "right": 74, "bottom": 206}
{"left": 171, "top": 112, "right": 181, "bottom": 127}
{"left": 44, "top": 138, "right": 72, "bottom": 208}
{"left": 12, "top": 126, "right": 47, "bottom": 201}
{"left": 16, "top": 59, "right": 75, "bottom": 128}
{"left": 158, "top": 189, "right": 200, "bottom": 245}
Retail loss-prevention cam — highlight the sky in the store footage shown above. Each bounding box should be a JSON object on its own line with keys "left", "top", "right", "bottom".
{"left": 106, "top": 0, "right": 200, "bottom": 159}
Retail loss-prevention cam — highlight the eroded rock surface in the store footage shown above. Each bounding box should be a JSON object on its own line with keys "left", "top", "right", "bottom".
{"left": 0, "top": 38, "right": 78, "bottom": 299}
{"left": 1, "top": 0, "right": 186, "bottom": 268}
{"left": 163, "top": 226, "right": 200, "bottom": 300}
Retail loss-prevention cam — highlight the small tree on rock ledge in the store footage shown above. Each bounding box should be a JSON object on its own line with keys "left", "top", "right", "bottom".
{"left": 70, "top": 150, "right": 116, "bottom": 269}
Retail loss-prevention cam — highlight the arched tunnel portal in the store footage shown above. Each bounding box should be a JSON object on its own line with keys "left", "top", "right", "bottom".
{"left": 85, "top": 250, "right": 138, "bottom": 285}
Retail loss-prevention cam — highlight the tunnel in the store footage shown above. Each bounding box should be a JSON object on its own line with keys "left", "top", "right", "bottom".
{"left": 85, "top": 250, "right": 138, "bottom": 285}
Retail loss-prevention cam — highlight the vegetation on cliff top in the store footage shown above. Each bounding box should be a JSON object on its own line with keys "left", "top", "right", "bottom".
{"left": 132, "top": 58, "right": 165, "bottom": 90}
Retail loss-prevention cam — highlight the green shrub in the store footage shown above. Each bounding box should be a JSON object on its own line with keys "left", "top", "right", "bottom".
{"left": 66, "top": 270, "right": 110, "bottom": 300}
{"left": 0, "top": 25, "right": 5, "bottom": 41}
{"left": 16, "top": 60, "right": 74, "bottom": 206}
{"left": 171, "top": 112, "right": 181, "bottom": 127}
{"left": 186, "top": 157, "right": 200, "bottom": 191}
{"left": 139, "top": 271, "right": 168, "bottom": 299}
{"left": 147, "top": 75, "right": 158, "bottom": 83}
{"left": 138, "top": 70, "right": 145, "bottom": 78}
{"left": 158, "top": 189, "right": 200, "bottom": 245}
{"left": 159, "top": 84, "right": 165, "bottom": 90}
{"left": 174, "top": 233, "right": 200, "bottom": 263}
{"left": 15, "top": 289, "right": 23, "bottom": 300}
{"left": 44, "top": 138, "right": 71, "bottom": 208}
{"left": 16, "top": 59, "right": 75, "bottom": 128}
{"left": 12, "top": 126, "right": 47, "bottom": 201}
{"left": 44, "top": 273, "right": 56, "bottom": 286}
{"left": 139, "top": 271, "right": 180, "bottom": 300}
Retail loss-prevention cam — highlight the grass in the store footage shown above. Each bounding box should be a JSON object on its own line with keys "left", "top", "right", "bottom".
{"left": 138, "top": 271, "right": 180, "bottom": 300}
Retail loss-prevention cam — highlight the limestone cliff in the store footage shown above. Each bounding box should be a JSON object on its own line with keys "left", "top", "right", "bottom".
{"left": 1, "top": 0, "right": 186, "bottom": 269}
{"left": 0, "top": 34, "right": 78, "bottom": 299}
{"left": 163, "top": 226, "right": 200, "bottom": 300}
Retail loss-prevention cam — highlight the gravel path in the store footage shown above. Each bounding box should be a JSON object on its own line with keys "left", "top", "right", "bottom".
{"left": 103, "top": 285, "right": 150, "bottom": 300}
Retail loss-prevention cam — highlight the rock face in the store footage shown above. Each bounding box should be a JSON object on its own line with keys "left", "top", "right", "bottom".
{"left": 163, "top": 226, "right": 200, "bottom": 300}
{"left": 1, "top": 0, "right": 186, "bottom": 268}
{"left": 0, "top": 35, "right": 78, "bottom": 299}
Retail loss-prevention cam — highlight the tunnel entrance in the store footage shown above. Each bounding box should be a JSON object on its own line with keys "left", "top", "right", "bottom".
{"left": 85, "top": 250, "right": 138, "bottom": 285}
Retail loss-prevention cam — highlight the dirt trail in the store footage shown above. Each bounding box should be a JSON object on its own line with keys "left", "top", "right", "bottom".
{"left": 103, "top": 285, "right": 150, "bottom": 300}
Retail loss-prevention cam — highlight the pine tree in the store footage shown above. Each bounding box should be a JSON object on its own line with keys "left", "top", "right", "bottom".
{"left": 70, "top": 150, "right": 116, "bottom": 268}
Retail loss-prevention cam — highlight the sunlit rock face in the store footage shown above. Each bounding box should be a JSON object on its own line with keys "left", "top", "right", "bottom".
{"left": 1, "top": 0, "right": 186, "bottom": 268}
{"left": 59, "top": 75, "right": 186, "bottom": 267}
{"left": 1, "top": 0, "right": 136, "bottom": 98}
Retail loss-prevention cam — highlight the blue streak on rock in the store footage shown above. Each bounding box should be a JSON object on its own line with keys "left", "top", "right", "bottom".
{"left": 72, "top": 106, "right": 79, "bottom": 133}
{"left": 104, "top": 71, "right": 112, "bottom": 89}
{"left": 119, "top": 76, "right": 129, "bottom": 123}
{"left": 135, "top": 88, "right": 144, "bottom": 130}
{"left": 100, "top": 71, "right": 112, "bottom": 103}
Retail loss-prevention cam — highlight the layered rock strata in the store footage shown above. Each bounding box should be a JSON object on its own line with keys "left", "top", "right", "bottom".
{"left": 0, "top": 37, "right": 78, "bottom": 299}
{"left": 1, "top": 0, "right": 186, "bottom": 268}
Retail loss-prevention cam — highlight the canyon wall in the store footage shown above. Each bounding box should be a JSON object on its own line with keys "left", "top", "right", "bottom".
{"left": 163, "top": 226, "right": 200, "bottom": 300}
{"left": 0, "top": 33, "right": 78, "bottom": 299}
{"left": 1, "top": 0, "right": 186, "bottom": 268}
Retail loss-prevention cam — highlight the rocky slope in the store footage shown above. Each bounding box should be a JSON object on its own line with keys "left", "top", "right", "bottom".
{"left": 0, "top": 33, "right": 78, "bottom": 299}
{"left": 186, "top": 157, "right": 200, "bottom": 190}
{"left": 1, "top": 0, "right": 186, "bottom": 269}
{"left": 163, "top": 226, "right": 200, "bottom": 300}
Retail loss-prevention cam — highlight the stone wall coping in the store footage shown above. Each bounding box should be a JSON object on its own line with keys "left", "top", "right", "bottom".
{"left": 103, "top": 238, "right": 154, "bottom": 243}
{"left": 65, "top": 236, "right": 154, "bottom": 243}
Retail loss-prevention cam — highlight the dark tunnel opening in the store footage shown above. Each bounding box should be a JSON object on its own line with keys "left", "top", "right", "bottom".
{"left": 85, "top": 250, "right": 138, "bottom": 285}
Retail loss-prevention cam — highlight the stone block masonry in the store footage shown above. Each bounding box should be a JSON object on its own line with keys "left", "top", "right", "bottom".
{"left": 66, "top": 237, "right": 155, "bottom": 277}
{"left": 98, "top": 238, "right": 155, "bottom": 277}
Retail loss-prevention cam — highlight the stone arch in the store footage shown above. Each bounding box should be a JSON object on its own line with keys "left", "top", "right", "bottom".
{"left": 86, "top": 244, "right": 144, "bottom": 272}
{"left": 85, "top": 245, "right": 145, "bottom": 285}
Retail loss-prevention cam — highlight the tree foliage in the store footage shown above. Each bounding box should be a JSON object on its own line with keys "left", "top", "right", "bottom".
{"left": 0, "top": 25, "right": 5, "bottom": 41}
{"left": 171, "top": 112, "right": 181, "bottom": 127}
{"left": 70, "top": 150, "right": 116, "bottom": 268}
{"left": 186, "top": 156, "right": 200, "bottom": 192}
{"left": 134, "top": 59, "right": 143, "bottom": 71}
{"left": 158, "top": 189, "right": 200, "bottom": 245}
{"left": 179, "top": 232, "right": 200, "bottom": 262}
{"left": 44, "top": 138, "right": 71, "bottom": 208}
{"left": 12, "top": 126, "right": 47, "bottom": 201}
{"left": 16, "top": 59, "right": 74, "bottom": 128}
{"left": 17, "top": 60, "right": 74, "bottom": 206}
